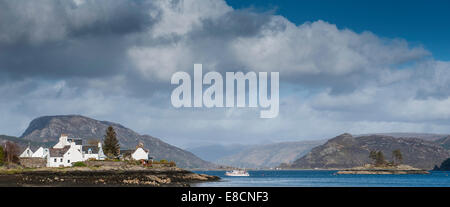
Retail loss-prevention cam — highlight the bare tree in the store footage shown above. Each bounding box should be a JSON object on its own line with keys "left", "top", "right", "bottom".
{"left": 4, "top": 141, "right": 20, "bottom": 163}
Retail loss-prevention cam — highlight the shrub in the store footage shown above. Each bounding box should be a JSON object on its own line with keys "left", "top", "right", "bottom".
{"left": 72, "top": 162, "right": 87, "bottom": 167}
{"left": 0, "top": 146, "right": 4, "bottom": 166}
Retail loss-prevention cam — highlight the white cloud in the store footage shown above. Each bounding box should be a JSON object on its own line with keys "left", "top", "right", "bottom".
{"left": 1, "top": 0, "right": 450, "bottom": 146}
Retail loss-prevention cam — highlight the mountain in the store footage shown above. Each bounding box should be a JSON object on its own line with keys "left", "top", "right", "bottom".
{"left": 20, "top": 115, "right": 214, "bottom": 169}
{"left": 0, "top": 135, "right": 52, "bottom": 151}
{"left": 186, "top": 144, "right": 250, "bottom": 163}
{"left": 434, "top": 136, "right": 450, "bottom": 150}
{"left": 289, "top": 133, "right": 450, "bottom": 169}
{"left": 358, "top": 132, "right": 449, "bottom": 141}
{"left": 216, "top": 141, "right": 325, "bottom": 168}
{"left": 187, "top": 140, "right": 325, "bottom": 168}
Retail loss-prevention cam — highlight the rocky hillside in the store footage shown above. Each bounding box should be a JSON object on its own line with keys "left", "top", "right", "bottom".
{"left": 0, "top": 135, "right": 52, "bottom": 151}
{"left": 20, "top": 115, "right": 214, "bottom": 169}
{"left": 289, "top": 133, "right": 450, "bottom": 169}
{"left": 213, "top": 141, "right": 325, "bottom": 168}
{"left": 434, "top": 136, "right": 450, "bottom": 150}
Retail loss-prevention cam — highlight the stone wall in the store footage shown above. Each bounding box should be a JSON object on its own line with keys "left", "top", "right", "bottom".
{"left": 19, "top": 158, "right": 47, "bottom": 168}
{"left": 85, "top": 160, "right": 128, "bottom": 167}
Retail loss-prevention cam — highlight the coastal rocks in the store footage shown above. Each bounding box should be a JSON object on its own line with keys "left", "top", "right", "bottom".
{"left": 0, "top": 168, "right": 220, "bottom": 187}
{"left": 336, "top": 164, "right": 429, "bottom": 175}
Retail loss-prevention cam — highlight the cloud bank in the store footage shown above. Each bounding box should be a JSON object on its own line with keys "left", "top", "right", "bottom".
{"left": 0, "top": 0, "right": 449, "bottom": 147}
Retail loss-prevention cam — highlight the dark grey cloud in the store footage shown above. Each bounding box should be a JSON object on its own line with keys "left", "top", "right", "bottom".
{"left": 0, "top": 0, "right": 160, "bottom": 82}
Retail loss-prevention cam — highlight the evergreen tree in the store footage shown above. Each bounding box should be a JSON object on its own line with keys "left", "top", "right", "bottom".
{"left": 392, "top": 149, "right": 403, "bottom": 165}
{"left": 369, "top": 150, "right": 378, "bottom": 165}
{"left": 375, "top": 151, "right": 386, "bottom": 166}
{"left": 103, "top": 126, "right": 120, "bottom": 157}
{"left": 0, "top": 146, "right": 4, "bottom": 166}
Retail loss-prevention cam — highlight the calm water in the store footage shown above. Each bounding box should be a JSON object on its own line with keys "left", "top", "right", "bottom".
{"left": 193, "top": 170, "right": 450, "bottom": 187}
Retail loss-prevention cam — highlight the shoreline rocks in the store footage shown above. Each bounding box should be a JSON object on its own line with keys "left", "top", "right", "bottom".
{"left": 0, "top": 167, "right": 220, "bottom": 187}
{"left": 336, "top": 164, "right": 429, "bottom": 175}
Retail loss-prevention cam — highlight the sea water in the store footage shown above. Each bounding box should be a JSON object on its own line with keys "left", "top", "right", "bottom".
{"left": 193, "top": 170, "right": 450, "bottom": 187}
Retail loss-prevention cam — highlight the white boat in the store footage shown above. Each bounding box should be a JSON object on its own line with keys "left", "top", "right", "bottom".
{"left": 225, "top": 169, "right": 250, "bottom": 176}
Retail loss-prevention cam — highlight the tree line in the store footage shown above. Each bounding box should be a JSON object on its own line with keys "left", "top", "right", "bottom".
{"left": 369, "top": 149, "right": 403, "bottom": 167}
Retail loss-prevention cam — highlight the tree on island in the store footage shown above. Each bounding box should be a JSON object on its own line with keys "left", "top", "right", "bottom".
{"left": 392, "top": 149, "right": 403, "bottom": 165}
{"left": 103, "top": 126, "right": 120, "bottom": 157}
{"left": 369, "top": 150, "right": 386, "bottom": 166}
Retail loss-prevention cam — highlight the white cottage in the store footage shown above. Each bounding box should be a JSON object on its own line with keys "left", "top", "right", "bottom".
{"left": 32, "top": 147, "right": 49, "bottom": 158}
{"left": 120, "top": 143, "right": 149, "bottom": 161}
{"left": 82, "top": 142, "right": 106, "bottom": 161}
{"left": 132, "top": 147, "right": 149, "bottom": 160}
{"left": 47, "top": 142, "right": 84, "bottom": 167}
{"left": 46, "top": 134, "right": 86, "bottom": 167}
{"left": 19, "top": 146, "right": 33, "bottom": 158}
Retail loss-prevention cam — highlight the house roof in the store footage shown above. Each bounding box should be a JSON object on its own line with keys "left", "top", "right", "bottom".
{"left": 120, "top": 149, "right": 134, "bottom": 156}
{"left": 120, "top": 147, "right": 149, "bottom": 155}
{"left": 82, "top": 145, "right": 99, "bottom": 154}
{"left": 49, "top": 146, "right": 70, "bottom": 157}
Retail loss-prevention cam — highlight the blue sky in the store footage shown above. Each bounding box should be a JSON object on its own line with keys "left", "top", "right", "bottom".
{"left": 226, "top": 0, "right": 450, "bottom": 60}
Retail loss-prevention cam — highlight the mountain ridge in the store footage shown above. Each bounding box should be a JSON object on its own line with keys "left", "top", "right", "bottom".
{"left": 289, "top": 133, "right": 450, "bottom": 169}
{"left": 19, "top": 115, "right": 214, "bottom": 169}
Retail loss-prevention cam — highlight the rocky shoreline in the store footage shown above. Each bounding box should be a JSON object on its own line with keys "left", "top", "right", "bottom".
{"left": 336, "top": 164, "right": 430, "bottom": 175}
{"left": 0, "top": 167, "right": 220, "bottom": 187}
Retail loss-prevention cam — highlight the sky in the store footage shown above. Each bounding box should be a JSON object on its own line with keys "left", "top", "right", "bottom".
{"left": 1, "top": 0, "right": 450, "bottom": 148}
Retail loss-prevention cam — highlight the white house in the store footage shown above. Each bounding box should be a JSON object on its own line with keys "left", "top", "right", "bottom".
{"left": 32, "top": 147, "right": 49, "bottom": 158}
{"left": 47, "top": 142, "right": 84, "bottom": 167}
{"left": 19, "top": 146, "right": 33, "bottom": 158}
{"left": 132, "top": 147, "right": 149, "bottom": 160}
{"left": 46, "top": 134, "right": 104, "bottom": 167}
{"left": 82, "top": 142, "right": 106, "bottom": 161}
{"left": 20, "top": 134, "right": 145, "bottom": 167}
{"left": 120, "top": 143, "right": 149, "bottom": 161}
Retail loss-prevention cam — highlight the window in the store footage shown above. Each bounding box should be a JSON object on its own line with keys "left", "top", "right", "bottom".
{"left": 60, "top": 158, "right": 63, "bottom": 162}
{"left": 54, "top": 158, "right": 57, "bottom": 162}
{"left": 67, "top": 160, "right": 70, "bottom": 163}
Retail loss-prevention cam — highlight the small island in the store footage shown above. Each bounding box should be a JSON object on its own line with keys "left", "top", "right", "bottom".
{"left": 337, "top": 149, "right": 429, "bottom": 175}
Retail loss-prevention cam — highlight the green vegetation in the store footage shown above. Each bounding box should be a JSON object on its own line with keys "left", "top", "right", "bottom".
{"left": 392, "top": 149, "right": 403, "bottom": 165}
{"left": 72, "top": 162, "right": 87, "bottom": 167}
{"left": 0, "top": 146, "right": 4, "bottom": 166}
{"left": 369, "top": 149, "right": 404, "bottom": 167}
{"left": 4, "top": 141, "right": 20, "bottom": 164}
{"left": 103, "top": 126, "right": 120, "bottom": 157}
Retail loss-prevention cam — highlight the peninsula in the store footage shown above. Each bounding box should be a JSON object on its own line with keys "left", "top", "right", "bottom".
{"left": 0, "top": 161, "right": 219, "bottom": 187}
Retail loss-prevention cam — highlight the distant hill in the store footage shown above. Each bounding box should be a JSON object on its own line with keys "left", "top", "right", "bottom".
{"left": 186, "top": 144, "right": 250, "bottom": 163}
{"left": 289, "top": 133, "right": 450, "bottom": 169}
{"left": 188, "top": 140, "right": 324, "bottom": 168}
{"left": 434, "top": 136, "right": 450, "bottom": 150}
{"left": 0, "top": 135, "right": 52, "bottom": 151}
{"left": 20, "top": 115, "right": 214, "bottom": 169}
{"left": 358, "top": 133, "right": 448, "bottom": 141}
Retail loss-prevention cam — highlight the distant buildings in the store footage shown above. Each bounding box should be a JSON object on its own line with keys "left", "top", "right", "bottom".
{"left": 19, "top": 134, "right": 151, "bottom": 167}
{"left": 119, "top": 142, "right": 150, "bottom": 161}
